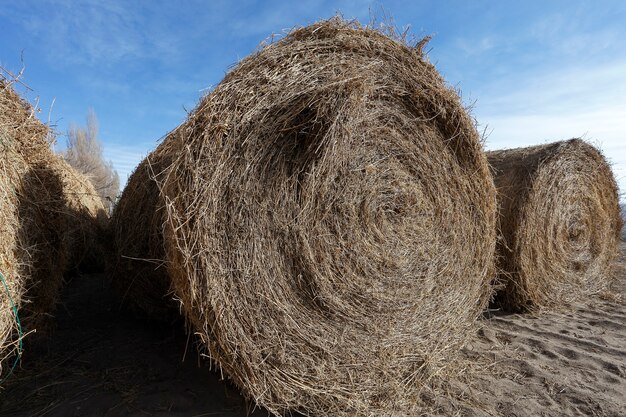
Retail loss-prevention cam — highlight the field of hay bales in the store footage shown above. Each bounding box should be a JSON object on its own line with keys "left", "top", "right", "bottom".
{"left": 1, "top": 17, "right": 625, "bottom": 417}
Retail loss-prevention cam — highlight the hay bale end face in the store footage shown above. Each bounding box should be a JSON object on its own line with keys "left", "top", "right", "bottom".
{"left": 487, "top": 139, "right": 622, "bottom": 312}
{"left": 144, "top": 19, "right": 497, "bottom": 415}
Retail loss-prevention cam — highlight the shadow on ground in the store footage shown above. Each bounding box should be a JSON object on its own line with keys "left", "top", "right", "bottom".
{"left": 0, "top": 273, "right": 271, "bottom": 417}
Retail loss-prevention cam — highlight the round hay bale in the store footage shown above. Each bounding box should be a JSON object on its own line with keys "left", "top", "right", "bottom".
{"left": 1, "top": 79, "right": 67, "bottom": 377}
{"left": 151, "top": 19, "right": 496, "bottom": 415}
{"left": 109, "top": 146, "right": 177, "bottom": 320}
{"left": 50, "top": 156, "right": 108, "bottom": 272}
{"left": 0, "top": 145, "right": 29, "bottom": 381}
{"left": 0, "top": 140, "right": 66, "bottom": 382}
{"left": 1, "top": 78, "right": 106, "bottom": 380}
{"left": 487, "top": 139, "right": 623, "bottom": 312}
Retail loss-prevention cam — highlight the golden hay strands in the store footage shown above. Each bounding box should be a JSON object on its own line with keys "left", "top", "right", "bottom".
{"left": 1, "top": 78, "right": 107, "bottom": 381}
{"left": 0, "top": 79, "right": 67, "bottom": 375}
{"left": 51, "top": 156, "right": 108, "bottom": 272}
{"left": 1, "top": 158, "right": 76, "bottom": 375}
{"left": 0, "top": 146, "right": 29, "bottom": 379}
{"left": 109, "top": 146, "right": 177, "bottom": 320}
{"left": 144, "top": 19, "right": 497, "bottom": 416}
{"left": 487, "top": 139, "right": 622, "bottom": 312}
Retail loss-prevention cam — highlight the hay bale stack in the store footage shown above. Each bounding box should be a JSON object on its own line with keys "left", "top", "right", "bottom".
{"left": 109, "top": 147, "right": 176, "bottom": 319}
{"left": 1, "top": 78, "right": 106, "bottom": 380}
{"left": 122, "top": 19, "right": 496, "bottom": 416}
{"left": 487, "top": 139, "right": 622, "bottom": 312}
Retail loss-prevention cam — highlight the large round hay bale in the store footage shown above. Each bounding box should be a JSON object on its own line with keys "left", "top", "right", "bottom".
{"left": 1, "top": 79, "right": 67, "bottom": 377}
{"left": 0, "top": 142, "right": 67, "bottom": 377}
{"left": 487, "top": 139, "right": 622, "bottom": 312}
{"left": 0, "top": 146, "right": 29, "bottom": 380}
{"left": 142, "top": 19, "right": 496, "bottom": 415}
{"left": 109, "top": 147, "right": 176, "bottom": 319}
{"left": 1, "top": 78, "right": 107, "bottom": 380}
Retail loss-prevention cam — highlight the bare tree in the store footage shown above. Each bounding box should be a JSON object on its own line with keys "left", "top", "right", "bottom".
{"left": 62, "top": 110, "right": 120, "bottom": 213}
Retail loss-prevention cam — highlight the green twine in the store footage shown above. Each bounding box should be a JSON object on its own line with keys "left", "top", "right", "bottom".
{"left": 0, "top": 271, "right": 23, "bottom": 385}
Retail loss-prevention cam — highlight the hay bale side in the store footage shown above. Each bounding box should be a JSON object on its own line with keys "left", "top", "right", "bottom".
{"left": 50, "top": 156, "right": 108, "bottom": 272}
{"left": 0, "top": 146, "right": 29, "bottom": 378}
{"left": 0, "top": 80, "right": 50, "bottom": 159}
{"left": 0, "top": 142, "right": 67, "bottom": 380}
{"left": 150, "top": 19, "right": 496, "bottom": 416}
{"left": 109, "top": 147, "right": 176, "bottom": 320}
{"left": 1, "top": 79, "right": 69, "bottom": 378}
{"left": 1, "top": 78, "right": 106, "bottom": 380}
{"left": 487, "top": 139, "right": 622, "bottom": 312}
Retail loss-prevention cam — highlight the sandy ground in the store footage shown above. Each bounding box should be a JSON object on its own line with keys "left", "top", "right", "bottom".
{"left": 457, "top": 292, "right": 626, "bottom": 416}
{"left": 0, "top": 246, "right": 624, "bottom": 416}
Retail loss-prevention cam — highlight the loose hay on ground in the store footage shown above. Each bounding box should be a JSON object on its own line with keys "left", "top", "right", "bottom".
{"left": 487, "top": 139, "right": 622, "bottom": 312}
{"left": 126, "top": 19, "right": 497, "bottom": 416}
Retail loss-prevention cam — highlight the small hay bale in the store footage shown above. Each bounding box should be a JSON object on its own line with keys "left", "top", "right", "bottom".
{"left": 141, "top": 19, "right": 497, "bottom": 415}
{"left": 51, "top": 157, "right": 108, "bottom": 272}
{"left": 487, "top": 139, "right": 623, "bottom": 312}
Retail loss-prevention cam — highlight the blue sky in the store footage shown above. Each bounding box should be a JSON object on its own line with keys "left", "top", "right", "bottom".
{"left": 1, "top": 0, "right": 625, "bottom": 197}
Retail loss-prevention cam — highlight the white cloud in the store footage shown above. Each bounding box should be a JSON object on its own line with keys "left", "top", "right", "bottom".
{"left": 454, "top": 36, "right": 497, "bottom": 57}
{"left": 528, "top": 12, "right": 621, "bottom": 57}
{"left": 102, "top": 142, "right": 155, "bottom": 187}
{"left": 478, "top": 60, "right": 626, "bottom": 116}
{"left": 477, "top": 59, "right": 626, "bottom": 198}
{"left": 1, "top": 1, "right": 181, "bottom": 68}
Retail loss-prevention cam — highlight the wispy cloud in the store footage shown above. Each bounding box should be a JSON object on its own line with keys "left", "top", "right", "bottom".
{"left": 528, "top": 11, "right": 623, "bottom": 57}
{"left": 454, "top": 37, "right": 497, "bottom": 57}
{"left": 1, "top": 1, "right": 182, "bottom": 68}
{"left": 102, "top": 142, "right": 156, "bottom": 186}
{"left": 477, "top": 59, "right": 626, "bottom": 195}
{"left": 3, "top": 0, "right": 625, "bottom": 198}
{"left": 478, "top": 60, "right": 626, "bottom": 116}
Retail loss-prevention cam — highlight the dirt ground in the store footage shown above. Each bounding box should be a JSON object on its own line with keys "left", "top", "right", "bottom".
{"left": 457, "top": 289, "right": 626, "bottom": 416}
{"left": 445, "top": 243, "right": 626, "bottom": 417}
{"left": 0, "top": 246, "right": 624, "bottom": 416}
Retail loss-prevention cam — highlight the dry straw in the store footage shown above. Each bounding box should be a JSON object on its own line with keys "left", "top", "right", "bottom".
{"left": 487, "top": 139, "right": 622, "bottom": 312}
{"left": 1, "top": 79, "right": 65, "bottom": 374}
{"left": 0, "top": 77, "right": 106, "bottom": 382}
{"left": 109, "top": 146, "right": 176, "bottom": 320}
{"left": 53, "top": 156, "right": 108, "bottom": 272}
{"left": 116, "top": 18, "right": 497, "bottom": 416}
{"left": 0, "top": 144, "right": 32, "bottom": 380}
